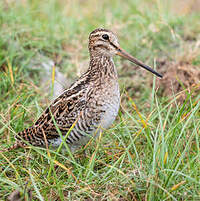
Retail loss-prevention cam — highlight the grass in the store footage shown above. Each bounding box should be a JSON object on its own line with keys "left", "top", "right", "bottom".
{"left": 0, "top": 0, "right": 200, "bottom": 200}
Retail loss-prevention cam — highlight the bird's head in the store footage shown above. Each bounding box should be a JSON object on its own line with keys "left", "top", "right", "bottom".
{"left": 89, "top": 28, "right": 162, "bottom": 78}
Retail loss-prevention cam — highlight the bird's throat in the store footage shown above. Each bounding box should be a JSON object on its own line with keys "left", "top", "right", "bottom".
{"left": 88, "top": 55, "right": 118, "bottom": 79}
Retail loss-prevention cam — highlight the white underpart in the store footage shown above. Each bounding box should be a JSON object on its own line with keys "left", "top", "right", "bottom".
{"left": 101, "top": 83, "right": 120, "bottom": 129}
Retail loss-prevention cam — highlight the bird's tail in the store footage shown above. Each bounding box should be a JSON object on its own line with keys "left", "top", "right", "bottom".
{"left": 0, "top": 128, "right": 31, "bottom": 153}
{"left": 0, "top": 142, "right": 24, "bottom": 153}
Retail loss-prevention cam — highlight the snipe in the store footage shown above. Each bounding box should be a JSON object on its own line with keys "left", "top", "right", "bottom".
{"left": 2, "top": 28, "right": 162, "bottom": 153}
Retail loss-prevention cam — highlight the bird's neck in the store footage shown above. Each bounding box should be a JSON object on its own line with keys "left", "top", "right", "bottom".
{"left": 88, "top": 54, "right": 118, "bottom": 79}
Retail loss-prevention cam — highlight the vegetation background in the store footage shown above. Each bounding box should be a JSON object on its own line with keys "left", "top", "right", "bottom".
{"left": 0, "top": 0, "right": 199, "bottom": 200}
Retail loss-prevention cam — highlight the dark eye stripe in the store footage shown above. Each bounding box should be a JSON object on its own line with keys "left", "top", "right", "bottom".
{"left": 93, "top": 44, "right": 109, "bottom": 50}
{"left": 98, "top": 39, "right": 106, "bottom": 42}
{"left": 91, "top": 33, "right": 100, "bottom": 38}
{"left": 109, "top": 41, "right": 118, "bottom": 49}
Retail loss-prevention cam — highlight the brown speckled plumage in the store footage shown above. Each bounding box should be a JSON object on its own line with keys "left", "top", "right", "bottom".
{"left": 2, "top": 28, "right": 162, "bottom": 153}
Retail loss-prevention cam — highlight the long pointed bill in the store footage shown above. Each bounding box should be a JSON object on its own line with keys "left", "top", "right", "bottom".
{"left": 116, "top": 48, "right": 162, "bottom": 78}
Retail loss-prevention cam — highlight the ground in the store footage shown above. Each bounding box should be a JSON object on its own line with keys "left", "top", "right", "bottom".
{"left": 0, "top": 0, "right": 200, "bottom": 200}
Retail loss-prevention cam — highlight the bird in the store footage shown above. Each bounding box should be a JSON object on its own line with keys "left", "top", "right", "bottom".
{"left": 1, "top": 28, "right": 162, "bottom": 153}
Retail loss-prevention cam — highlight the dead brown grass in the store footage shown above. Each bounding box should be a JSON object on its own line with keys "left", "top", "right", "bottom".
{"left": 155, "top": 41, "right": 200, "bottom": 103}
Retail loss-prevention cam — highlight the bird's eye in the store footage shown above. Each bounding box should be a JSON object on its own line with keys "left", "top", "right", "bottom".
{"left": 102, "top": 34, "right": 109, "bottom": 40}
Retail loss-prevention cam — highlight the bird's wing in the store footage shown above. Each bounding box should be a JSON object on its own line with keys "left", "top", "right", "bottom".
{"left": 36, "top": 86, "right": 87, "bottom": 136}
{"left": 16, "top": 77, "right": 90, "bottom": 144}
